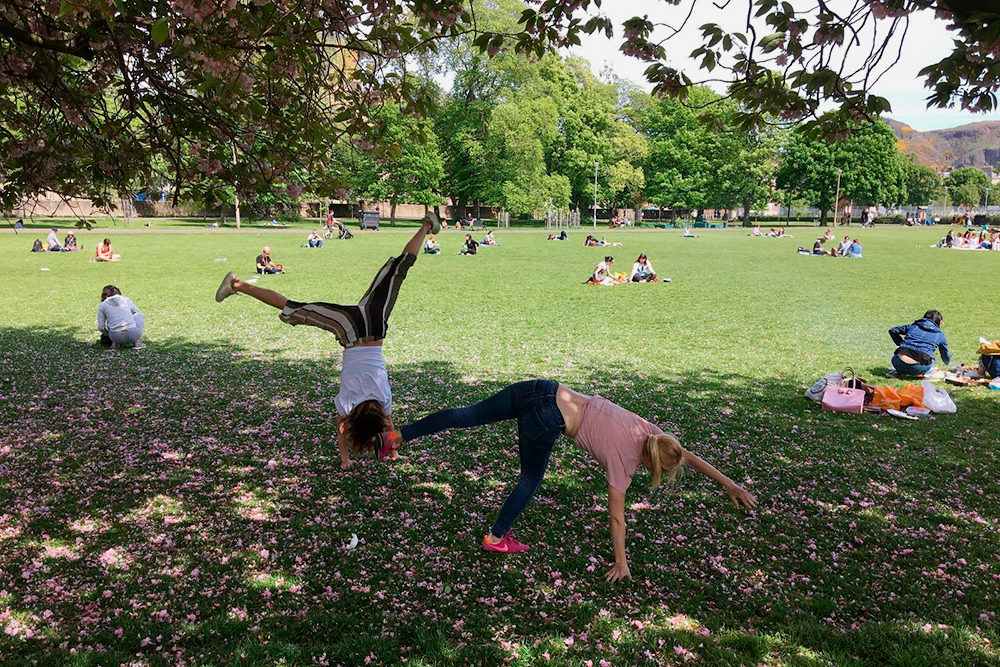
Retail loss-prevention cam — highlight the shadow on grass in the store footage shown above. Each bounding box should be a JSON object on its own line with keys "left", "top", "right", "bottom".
{"left": 0, "top": 327, "right": 997, "bottom": 666}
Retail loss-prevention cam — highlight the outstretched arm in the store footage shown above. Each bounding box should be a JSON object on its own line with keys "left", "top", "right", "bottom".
{"left": 337, "top": 415, "right": 353, "bottom": 469}
{"left": 682, "top": 450, "right": 758, "bottom": 509}
{"left": 605, "top": 485, "right": 631, "bottom": 582}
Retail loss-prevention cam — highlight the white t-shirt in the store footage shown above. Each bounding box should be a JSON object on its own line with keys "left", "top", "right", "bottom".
{"left": 335, "top": 346, "right": 392, "bottom": 417}
{"left": 47, "top": 231, "right": 60, "bottom": 248}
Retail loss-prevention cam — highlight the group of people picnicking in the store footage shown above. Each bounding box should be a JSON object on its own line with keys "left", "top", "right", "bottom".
{"left": 798, "top": 230, "right": 863, "bottom": 257}
{"left": 936, "top": 229, "right": 1000, "bottom": 251}
{"left": 32, "top": 227, "right": 121, "bottom": 261}
{"left": 211, "top": 213, "right": 756, "bottom": 575}
{"left": 588, "top": 253, "right": 665, "bottom": 286}
{"left": 750, "top": 225, "right": 792, "bottom": 238}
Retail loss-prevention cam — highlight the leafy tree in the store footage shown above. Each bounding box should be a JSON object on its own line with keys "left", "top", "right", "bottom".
{"left": 776, "top": 119, "right": 902, "bottom": 225}
{"left": 899, "top": 156, "right": 945, "bottom": 205}
{"left": 944, "top": 167, "right": 991, "bottom": 207}
{"left": 353, "top": 105, "right": 443, "bottom": 225}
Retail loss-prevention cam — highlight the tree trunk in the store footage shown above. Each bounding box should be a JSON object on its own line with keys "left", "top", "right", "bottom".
{"left": 390, "top": 197, "right": 397, "bottom": 227}
{"left": 742, "top": 196, "right": 752, "bottom": 226}
{"left": 819, "top": 209, "right": 829, "bottom": 226}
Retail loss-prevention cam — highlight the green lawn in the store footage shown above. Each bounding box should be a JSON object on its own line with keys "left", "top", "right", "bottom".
{"left": 1, "top": 227, "right": 998, "bottom": 666}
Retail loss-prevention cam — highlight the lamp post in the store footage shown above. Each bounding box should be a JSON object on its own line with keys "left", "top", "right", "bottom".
{"left": 593, "top": 161, "right": 598, "bottom": 231}
{"left": 833, "top": 168, "right": 842, "bottom": 226}
{"left": 232, "top": 143, "right": 241, "bottom": 230}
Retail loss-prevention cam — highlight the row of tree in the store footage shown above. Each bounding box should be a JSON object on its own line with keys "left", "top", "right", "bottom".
{"left": 329, "top": 0, "right": 963, "bottom": 226}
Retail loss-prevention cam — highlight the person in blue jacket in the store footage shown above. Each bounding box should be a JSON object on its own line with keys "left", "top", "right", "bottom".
{"left": 889, "top": 310, "right": 950, "bottom": 376}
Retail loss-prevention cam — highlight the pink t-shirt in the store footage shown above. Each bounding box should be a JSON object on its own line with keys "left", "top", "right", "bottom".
{"left": 572, "top": 396, "right": 663, "bottom": 492}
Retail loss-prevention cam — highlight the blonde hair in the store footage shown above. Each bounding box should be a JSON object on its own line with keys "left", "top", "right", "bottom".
{"left": 643, "top": 433, "right": 684, "bottom": 489}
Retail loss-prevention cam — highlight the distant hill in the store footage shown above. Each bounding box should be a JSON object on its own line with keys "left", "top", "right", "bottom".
{"left": 886, "top": 118, "right": 1000, "bottom": 173}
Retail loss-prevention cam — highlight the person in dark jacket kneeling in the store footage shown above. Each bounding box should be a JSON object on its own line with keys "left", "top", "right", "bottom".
{"left": 889, "top": 310, "right": 950, "bottom": 377}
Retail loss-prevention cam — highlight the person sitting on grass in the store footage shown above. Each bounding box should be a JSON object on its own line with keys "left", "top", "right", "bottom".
{"left": 481, "top": 230, "right": 499, "bottom": 246}
{"left": 460, "top": 234, "right": 479, "bottom": 256}
{"left": 837, "top": 235, "right": 852, "bottom": 257}
{"left": 751, "top": 225, "right": 764, "bottom": 237}
{"left": 305, "top": 230, "right": 324, "bottom": 248}
{"left": 629, "top": 253, "right": 657, "bottom": 282}
{"left": 424, "top": 234, "right": 441, "bottom": 254}
{"left": 591, "top": 255, "right": 619, "bottom": 286}
{"left": 256, "top": 247, "right": 284, "bottom": 274}
{"left": 215, "top": 214, "right": 441, "bottom": 469}
{"left": 97, "top": 285, "right": 145, "bottom": 350}
{"left": 683, "top": 226, "right": 699, "bottom": 238}
{"left": 47, "top": 227, "right": 67, "bottom": 252}
{"left": 889, "top": 310, "right": 950, "bottom": 377}
{"left": 64, "top": 233, "right": 81, "bottom": 252}
{"left": 370, "top": 380, "right": 757, "bottom": 578}
{"left": 822, "top": 228, "right": 834, "bottom": 242}
{"left": 95, "top": 238, "right": 121, "bottom": 262}
{"left": 811, "top": 237, "right": 829, "bottom": 255}
{"left": 847, "top": 238, "right": 863, "bottom": 258}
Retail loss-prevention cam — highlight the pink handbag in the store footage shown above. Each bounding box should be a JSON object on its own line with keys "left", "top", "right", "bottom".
{"left": 821, "top": 367, "right": 866, "bottom": 414}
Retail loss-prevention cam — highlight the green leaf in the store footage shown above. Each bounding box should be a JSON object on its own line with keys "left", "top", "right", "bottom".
{"left": 151, "top": 17, "right": 168, "bottom": 45}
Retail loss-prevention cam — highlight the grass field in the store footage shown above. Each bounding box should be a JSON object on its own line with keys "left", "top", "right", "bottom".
{"left": 1, "top": 226, "right": 999, "bottom": 666}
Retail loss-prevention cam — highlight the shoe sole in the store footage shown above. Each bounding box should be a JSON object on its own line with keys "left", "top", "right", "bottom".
{"left": 425, "top": 213, "right": 441, "bottom": 235}
{"left": 215, "top": 272, "right": 237, "bottom": 302}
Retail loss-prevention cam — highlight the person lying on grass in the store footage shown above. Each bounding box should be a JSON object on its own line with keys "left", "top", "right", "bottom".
{"left": 216, "top": 213, "right": 441, "bottom": 469}
{"left": 371, "top": 380, "right": 757, "bottom": 581}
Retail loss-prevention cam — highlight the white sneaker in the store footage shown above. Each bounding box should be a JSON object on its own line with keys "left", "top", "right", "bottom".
{"left": 423, "top": 212, "right": 441, "bottom": 235}
{"left": 132, "top": 342, "right": 146, "bottom": 350}
{"left": 216, "top": 272, "right": 238, "bottom": 302}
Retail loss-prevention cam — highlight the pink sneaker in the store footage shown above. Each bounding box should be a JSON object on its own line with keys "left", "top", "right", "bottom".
{"left": 374, "top": 430, "right": 399, "bottom": 462}
{"left": 482, "top": 533, "right": 529, "bottom": 553}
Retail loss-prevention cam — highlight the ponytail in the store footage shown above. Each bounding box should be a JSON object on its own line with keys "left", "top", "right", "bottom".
{"left": 643, "top": 433, "right": 684, "bottom": 490}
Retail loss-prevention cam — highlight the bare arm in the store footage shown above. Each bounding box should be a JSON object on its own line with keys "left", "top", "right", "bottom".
{"left": 605, "top": 485, "right": 631, "bottom": 581}
{"left": 336, "top": 415, "right": 353, "bottom": 469}
{"left": 682, "top": 450, "right": 758, "bottom": 509}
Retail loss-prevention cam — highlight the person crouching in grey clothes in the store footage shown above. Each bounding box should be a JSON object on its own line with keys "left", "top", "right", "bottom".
{"left": 97, "top": 285, "right": 145, "bottom": 349}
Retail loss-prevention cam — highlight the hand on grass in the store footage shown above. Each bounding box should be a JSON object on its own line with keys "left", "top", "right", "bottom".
{"left": 726, "top": 483, "right": 758, "bottom": 509}
{"left": 340, "top": 459, "right": 355, "bottom": 470}
{"left": 605, "top": 561, "right": 631, "bottom": 582}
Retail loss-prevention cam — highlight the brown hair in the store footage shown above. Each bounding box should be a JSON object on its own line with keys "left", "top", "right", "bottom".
{"left": 643, "top": 433, "right": 684, "bottom": 489}
{"left": 342, "top": 400, "right": 389, "bottom": 455}
{"left": 101, "top": 285, "right": 121, "bottom": 302}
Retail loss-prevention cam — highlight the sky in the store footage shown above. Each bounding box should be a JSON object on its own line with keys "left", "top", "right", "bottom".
{"left": 566, "top": 1, "right": 1000, "bottom": 133}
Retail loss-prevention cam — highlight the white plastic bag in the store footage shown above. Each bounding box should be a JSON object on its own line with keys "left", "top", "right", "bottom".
{"left": 806, "top": 372, "right": 842, "bottom": 403}
{"left": 921, "top": 380, "right": 956, "bottom": 414}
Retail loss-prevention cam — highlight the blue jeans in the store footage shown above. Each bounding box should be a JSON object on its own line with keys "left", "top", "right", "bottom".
{"left": 892, "top": 354, "right": 931, "bottom": 377}
{"left": 400, "top": 379, "right": 566, "bottom": 538}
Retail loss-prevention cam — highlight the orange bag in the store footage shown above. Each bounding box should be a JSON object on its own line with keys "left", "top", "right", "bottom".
{"left": 898, "top": 384, "right": 925, "bottom": 409}
{"left": 869, "top": 386, "right": 901, "bottom": 411}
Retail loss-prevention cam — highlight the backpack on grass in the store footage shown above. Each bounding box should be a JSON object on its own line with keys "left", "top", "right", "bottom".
{"left": 31, "top": 239, "right": 43, "bottom": 252}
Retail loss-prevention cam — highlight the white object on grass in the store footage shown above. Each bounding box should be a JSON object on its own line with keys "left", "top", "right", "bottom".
{"left": 40, "top": 267, "right": 50, "bottom": 271}
{"left": 345, "top": 534, "right": 359, "bottom": 551}
{"left": 246, "top": 278, "right": 258, "bottom": 284}
{"left": 214, "top": 257, "right": 228, "bottom": 262}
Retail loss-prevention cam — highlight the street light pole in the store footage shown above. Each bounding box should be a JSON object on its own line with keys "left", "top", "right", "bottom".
{"left": 232, "top": 143, "right": 241, "bottom": 230}
{"left": 593, "top": 161, "right": 598, "bottom": 231}
{"left": 833, "top": 168, "right": 842, "bottom": 227}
